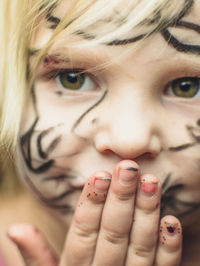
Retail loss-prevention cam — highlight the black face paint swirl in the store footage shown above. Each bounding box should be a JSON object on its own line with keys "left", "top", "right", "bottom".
{"left": 161, "top": 173, "right": 200, "bottom": 218}
{"left": 169, "top": 120, "right": 200, "bottom": 152}
{"left": 161, "top": 27, "right": 200, "bottom": 55}
{"left": 20, "top": 85, "right": 108, "bottom": 214}
{"left": 72, "top": 90, "right": 108, "bottom": 133}
{"left": 47, "top": 16, "right": 61, "bottom": 29}
{"left": 45, "top": 2, "right": 60, "bottom": 29}
{"left": 20, "top": 117, "right": 76, "bottom": 214}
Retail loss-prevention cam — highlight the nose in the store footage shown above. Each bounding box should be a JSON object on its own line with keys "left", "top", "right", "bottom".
{"left": 93, "top": 93, "right": 162, "bottom": 160}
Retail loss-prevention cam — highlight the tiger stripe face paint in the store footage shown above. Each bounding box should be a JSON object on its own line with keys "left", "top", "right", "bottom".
{"left": 16, "top": 0, "right": 200, "bottom": 227}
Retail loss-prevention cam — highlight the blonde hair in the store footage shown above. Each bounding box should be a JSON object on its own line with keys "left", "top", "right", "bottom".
{"left": 0, "top": 0, "right": 192, "bottom": 160}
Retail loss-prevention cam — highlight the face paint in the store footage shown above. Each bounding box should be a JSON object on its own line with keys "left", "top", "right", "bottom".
{"left": 160, "top": 174, "right": 200, "bottom": 218}
{"left": 169, "top": 120, "right": 200, "bottom": 152}
{"left": 17, "top": 0, "right": 200, "bottom": 227}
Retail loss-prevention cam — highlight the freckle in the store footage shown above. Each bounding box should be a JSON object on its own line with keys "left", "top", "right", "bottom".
{"left": 91, "top": 118, "right": 98, "bottom": 124}
{"left": 163, "top": 236, "right": 166, "bottom": 241}
{"left": 56, "top": 91, "right": 63, "bottom": 96}
{"left": 88, "top": 183, "right": 90, "bottom": 185}
{"left": 162, "top": 242, "right": 164, "bottom": 245}
{"left": 87, "top": 193, "right": 91, "bottom": 198}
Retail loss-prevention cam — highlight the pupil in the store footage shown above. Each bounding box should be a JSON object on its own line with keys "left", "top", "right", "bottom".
{"left": 180, "top": 81, "right": 191, "bottom": 92}
{"left": 68, "top": 73, "right": 78, "bottom": 83}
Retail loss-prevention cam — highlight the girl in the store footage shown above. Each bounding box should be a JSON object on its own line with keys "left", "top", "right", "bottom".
{"left": 1, "top": 0, "right": 200, "bottom": 265}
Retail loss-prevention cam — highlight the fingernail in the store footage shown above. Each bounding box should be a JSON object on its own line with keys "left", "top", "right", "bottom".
{"left": 94, "top": 176, "right": 111, "bottom": 192}
{"left": 141, "top": 175, "right": 158, "bottom": 196}
{"left": 119, "top": 167, "right": 138, "bottom": 186}
{"left": 164, "top": 222, "right": 181, "bottom": 236}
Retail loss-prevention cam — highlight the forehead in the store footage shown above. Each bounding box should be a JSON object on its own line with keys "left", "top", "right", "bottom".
{"left": 31, "top": 0, "right": 200, "bottom": 55}
{"left": 51, "top": 0, "right": 200, "bottom": 22}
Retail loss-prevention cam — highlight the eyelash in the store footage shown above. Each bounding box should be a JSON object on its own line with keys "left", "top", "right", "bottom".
{"left": 44, "top": 68, "right": 81, "bottom": 79}
{"left": 42, "top": 67, "right": 99, "bottom": 93}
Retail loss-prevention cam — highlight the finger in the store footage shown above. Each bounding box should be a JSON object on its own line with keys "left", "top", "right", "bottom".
{"left": 60, "top": 171, "right": 111, "bottom": 266}
{"left": 7, "top": 223, "right": 58, "bottom": 266}
{"left": 155, "top": 215, "right": 182, "bottom": 266}
{"left": 127, "top": 174, "right": 161, "bottom": 266}
{"left": 94, "top": 160, "right": 139, "bottom": 266}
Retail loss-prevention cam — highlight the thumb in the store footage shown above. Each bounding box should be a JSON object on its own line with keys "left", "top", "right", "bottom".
{"left": 7, "top": 223, "right": 58, "bottom": 266}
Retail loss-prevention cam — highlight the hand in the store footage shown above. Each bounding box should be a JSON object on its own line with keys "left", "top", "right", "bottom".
{"left": 8, "top": 160, "right": 182, "bottom": 266}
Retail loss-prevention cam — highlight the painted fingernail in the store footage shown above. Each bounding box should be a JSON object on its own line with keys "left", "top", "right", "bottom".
{"left": 119, "top": 167, "right": 138, "bottom": 186}
{"left": 94, "top": 176, "right": 111, "bottom": 192}
{"left": 141, "top": 175, "right": 158, "bottom": 196}
{"left": 165, "top": 222, "right": 181, "bottom": 236}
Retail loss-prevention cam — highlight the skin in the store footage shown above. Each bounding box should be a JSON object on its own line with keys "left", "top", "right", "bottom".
{"left": 8, "top": 0, "right": 200, "bottom": 265}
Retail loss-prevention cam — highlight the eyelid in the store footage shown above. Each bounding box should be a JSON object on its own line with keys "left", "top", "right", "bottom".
{"left": 39, "top": 67, "right": 87, "bottom": 80}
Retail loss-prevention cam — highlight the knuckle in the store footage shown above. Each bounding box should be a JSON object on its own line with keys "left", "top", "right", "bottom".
{"left": 115, "top": 191, "right": 135, "bottom": 202}
{"left": 103, "top": 228, "right": 127, "bottom": 245}
{"left": 73, "top": 221, "right": 97, "bottom": 241}
{"left": 133, "top": 244, "right": 154, "bottom": 258}
{"left": 137, "top": 200, "right": 160, "bottom": 213}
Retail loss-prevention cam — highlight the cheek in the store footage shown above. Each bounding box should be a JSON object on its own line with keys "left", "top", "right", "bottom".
{"left": 16, "top": 112, "right": 87, "bottom": 217}
{"left": 170, "top": 148, "right": 200, "bottom": 198}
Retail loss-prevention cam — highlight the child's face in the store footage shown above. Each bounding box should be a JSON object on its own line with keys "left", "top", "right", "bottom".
{"left": 16, "top": 0, "right": 200, "bottom": 226}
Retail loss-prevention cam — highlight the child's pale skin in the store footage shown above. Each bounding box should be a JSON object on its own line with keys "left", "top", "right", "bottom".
{"left": 7, "top": 0, "right": 200, "bottom": 265}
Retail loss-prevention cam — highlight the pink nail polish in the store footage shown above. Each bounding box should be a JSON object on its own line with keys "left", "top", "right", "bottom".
{"left": 142, "top": 183, "right": 157, "bottom": 193}
{"left": 142, "top": 182, "right": 157, "bottom": 196}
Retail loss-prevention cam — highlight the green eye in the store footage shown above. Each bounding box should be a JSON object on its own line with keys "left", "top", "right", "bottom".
{"left": 171, "top": 77, "right": 200, "bottom": 98}
{"left": 59, "top": 71, "right": 85, "bottom": 90}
